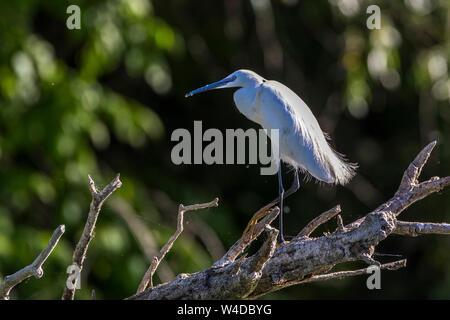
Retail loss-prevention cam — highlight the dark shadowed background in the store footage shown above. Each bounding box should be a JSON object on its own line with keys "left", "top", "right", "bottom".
{"left": 0, "top": 0, "right": 449, "bottom": 299}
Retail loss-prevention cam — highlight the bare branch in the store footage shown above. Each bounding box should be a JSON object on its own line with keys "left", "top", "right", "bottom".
{"left": 394, "top": 221, "right": 450, "bottom": 237}
{"left": 247, "top": 226, "right": 279, "bottom": 273}
{"left": 295, "top": 259, "right": 407, "bottom": 286}
{"left": 0, "top": 225, "right": 65, "bottom": 300}
{"left": 397, "top": 140, "right": 436, "bottom": 192}
{"left": 214, "top": 207, "right": 279, "bottom": 267}
{"left": 296, "top": 205, "right": 341, "bottom": 238}
{"left": 62, "top": 174, "right": 122, "bottom": 300}
{"left": 348, "top": 142, "right": 450, "bottom": 229}
{"left": 336, "top": 214, "right": 346, "bottom": 232}
{"left": 128, "top": 142, "right": 450, "bottom": 300}
{"left": 136, "top": 198, "right": 219, "bottom": 293}
{"left": 130, "top": 225, "right": 280, "bottom": 300}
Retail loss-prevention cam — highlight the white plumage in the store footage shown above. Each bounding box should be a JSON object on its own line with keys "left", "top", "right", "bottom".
{"left": 187, "top": 69, "right": 357, "bottom": 185}
{"left": 186, "top": 69, "right": 357, "bottom": 242}
{"left": 256, "top": 78, "right": 356, "bottom": 185}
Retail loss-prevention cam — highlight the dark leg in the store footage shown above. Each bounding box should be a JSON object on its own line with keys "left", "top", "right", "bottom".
{"left": 285, "top": 168, "right": 300, "bottom": 199}
{"left": 266, "top": 168, "right": 300, "bottom": 209}
{"left": 276, "top": 168, "right": 299, "bottom": 242}
{"left": 278, "top": 165, "right": 286, "bottom": 243}
{"left": 240, "top": 168, "right": 300, "bottom": 242}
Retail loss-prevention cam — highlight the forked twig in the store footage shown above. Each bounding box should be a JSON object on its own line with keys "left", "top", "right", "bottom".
{"left": 62, "top": 174, "right": 122, "bottom": 300}
{"left": 136, "top": 198, "right": 219, "bottom": 293}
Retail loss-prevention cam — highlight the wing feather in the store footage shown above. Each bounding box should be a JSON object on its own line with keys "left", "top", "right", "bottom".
{"left": 257, "top": 81, "right": 357, "bottom": 185}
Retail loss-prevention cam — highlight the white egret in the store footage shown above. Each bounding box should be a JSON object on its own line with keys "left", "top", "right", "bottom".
{"left": 185, "top": 69, "right": 357, "bottom": 242}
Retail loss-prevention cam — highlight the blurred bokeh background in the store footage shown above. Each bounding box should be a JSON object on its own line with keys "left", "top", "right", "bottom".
{"left": 0, "top": 0, "right": 449, "bottom": 299}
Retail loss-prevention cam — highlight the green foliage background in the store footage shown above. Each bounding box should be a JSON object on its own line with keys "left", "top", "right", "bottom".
{"left": 0, "top": 0, "right": 449, "bottom": 299}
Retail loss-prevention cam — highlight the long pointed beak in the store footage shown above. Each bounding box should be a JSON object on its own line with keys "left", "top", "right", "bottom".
{"left": 185, "top": 76, "right": 236, "bottom": 98}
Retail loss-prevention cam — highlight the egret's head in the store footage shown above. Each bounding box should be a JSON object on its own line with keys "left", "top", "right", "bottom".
{"left": 185, "top": 69, "right": 264, "bottom": 97}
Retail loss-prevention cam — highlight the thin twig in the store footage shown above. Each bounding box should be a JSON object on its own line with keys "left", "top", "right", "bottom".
{"left": 296, "top": 259, "right": 407, "bottom": 285}
{"left": 62, "top": 174, "right": 122, "bottom": 300}
{"left": 296, "top": 205, "right": 341, "bottom": 238}
{"left": 136, "top": 198, "right": 219, "bottom": 293}
{"left": 248, "top": 259, "right": 407, "bottom": 300}
{"left": 0, "top": 225, "right": 65, "bottom": 300}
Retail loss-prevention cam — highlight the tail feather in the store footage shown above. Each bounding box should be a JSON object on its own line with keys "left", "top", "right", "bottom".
{"left": 328, "top": 148, "right": 358, "bottom": 185}
{"left": 322, "top": 133, "right": 357, "bottom": 185}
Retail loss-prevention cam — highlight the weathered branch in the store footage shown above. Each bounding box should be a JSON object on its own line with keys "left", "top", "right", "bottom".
{"left": 0, "top": 225, "right": 65, "bottom": 300}
{"left": 394, "top": 221, "right": 450, "bottom": 236}
{"left": 397, "top": 141, "right": 436, "bottom": 193}
{"left": 296, "top": 205, "right": 341, "bottom": 238}
{"left": 214, "top": 207, "right": 280, "bottom": 267}
{"left": 293, "top": 259, "right": 407, "bottom": 287}
{"left": 62, "top": 174, "right": 122, "bottom": 300}
{"left": 137, "top": 197, "right": 219, "bottom": 293}
{"left": 128, "top": 141, "right": 450, "bottom": 300}
{"left": 130, "top": 224, "right": 279, "bottom": 300}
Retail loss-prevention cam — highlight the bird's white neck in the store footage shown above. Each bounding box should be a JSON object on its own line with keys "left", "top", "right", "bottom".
{"left": 233, "top": 85, "right": 262, "bottom": 124}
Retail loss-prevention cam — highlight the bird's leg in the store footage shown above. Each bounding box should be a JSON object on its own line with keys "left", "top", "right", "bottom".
{"left": 285, "top": 168, "right": 300, "bottom": 199}
{"left": 264, "top": 169, "right": 300, "bottom": 208}
{"left": 278, "top": 165, "right": 286, "bottom": 243}
{"left": 240, "top": 169, "right": 300, "bottom": 242}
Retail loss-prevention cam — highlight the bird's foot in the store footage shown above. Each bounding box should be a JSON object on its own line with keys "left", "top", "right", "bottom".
{"left": 276, "top": 240, "right": 290, "bottom": 248}
{"left": 241, "top": 208, "right": 272, "bottom": 242}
